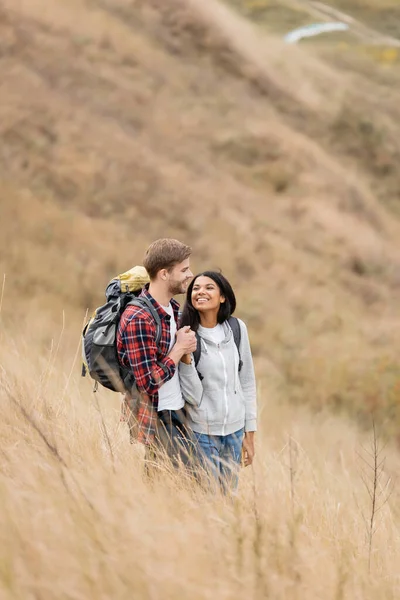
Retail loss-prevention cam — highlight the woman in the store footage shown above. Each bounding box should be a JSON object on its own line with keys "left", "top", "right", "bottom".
{"left": 179, "top": 271, "right": 257, "bottom": 492}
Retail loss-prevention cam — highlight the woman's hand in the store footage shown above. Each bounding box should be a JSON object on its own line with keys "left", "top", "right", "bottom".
{"left": 242, "top": 431, "right": 255, "bottom": 467}
{"left": 180, "top": 354, "right": 192, "bottom": 365}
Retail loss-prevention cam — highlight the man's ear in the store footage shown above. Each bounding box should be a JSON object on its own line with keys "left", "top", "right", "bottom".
{"left": 159, "top": 269, "right": 168, "bottom": 281}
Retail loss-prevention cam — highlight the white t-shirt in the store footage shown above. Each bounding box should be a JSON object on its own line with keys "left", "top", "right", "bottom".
{"left": 198, "top": 323, "right": 225, "bottom": 344}
{"left": 157, "top": 303, "right": 184, "bottom": 412}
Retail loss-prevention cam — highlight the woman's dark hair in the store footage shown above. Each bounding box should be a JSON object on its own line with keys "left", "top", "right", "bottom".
{"left": 180, "top": 271, "right": 236, "bottom": 332}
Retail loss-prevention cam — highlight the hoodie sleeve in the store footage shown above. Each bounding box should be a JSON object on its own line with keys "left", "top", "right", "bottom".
{"left": 178, "top": 359, "right": 203, "bottom": 406}
{"left": 238, "top": 320, "right": 257, "bottom": 432}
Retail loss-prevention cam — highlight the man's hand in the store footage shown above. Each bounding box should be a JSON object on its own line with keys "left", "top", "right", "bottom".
{"left": 242, "top": 431, "right": 255, "bottom": 467}
{"left": 175, "top": 326, "right": 197, "bottom": 354}
{"left": 168, "top": 326, "right": 197, "bottom": 365}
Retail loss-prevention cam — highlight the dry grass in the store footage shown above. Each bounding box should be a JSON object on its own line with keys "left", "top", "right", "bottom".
{"left": 3, "top": 1, "right": 400, "bottom": 595}
{"left": 1, "top": 323, "right": 400, "bottom": 599}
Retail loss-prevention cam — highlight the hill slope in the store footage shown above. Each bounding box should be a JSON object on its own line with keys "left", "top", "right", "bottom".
{"left": 1, "top": 0, "right": 400, "bottom": 433}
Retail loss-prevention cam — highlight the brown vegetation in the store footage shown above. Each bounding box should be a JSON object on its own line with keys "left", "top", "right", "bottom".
{"left": 2, "top": 0, "right": 400, "bottom": 595}
{"left": 1, "top": 327, "right": 400, "bottom": 598}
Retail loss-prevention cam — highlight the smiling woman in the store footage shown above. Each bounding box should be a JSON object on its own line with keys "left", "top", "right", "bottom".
{"left": 191, "top": 273, "right": 235, "bottom": 327}
{"left": 179, "top": 271, "right": 257, "bottom": 493}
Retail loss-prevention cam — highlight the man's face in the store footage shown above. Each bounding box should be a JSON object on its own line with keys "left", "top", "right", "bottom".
{"left": 167, "top": 258, "right": 193, "bottom": 295}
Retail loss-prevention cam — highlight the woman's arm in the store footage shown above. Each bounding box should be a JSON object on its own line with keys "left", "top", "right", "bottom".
{"left": 178, "top": 357, "right": 203, "bottom": 406}
{"left": 237, "top": 321, "right": 257, "bottom": 465}
{"left": 238, "top": 320, "right": 257, "bottom": 433}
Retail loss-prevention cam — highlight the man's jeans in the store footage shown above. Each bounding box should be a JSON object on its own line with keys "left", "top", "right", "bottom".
{"left": 194, "top": 428, "right": 244, "bottom": 493}
{"left": 144, "top": 408, "right": 198, "bottom": 480}
{"left": 157, "top": 408, "right": 197, "bottom": 469}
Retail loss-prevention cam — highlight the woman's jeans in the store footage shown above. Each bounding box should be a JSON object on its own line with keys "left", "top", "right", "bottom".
{"left": 194, "top": 428, "right": 244, "bottom": 493}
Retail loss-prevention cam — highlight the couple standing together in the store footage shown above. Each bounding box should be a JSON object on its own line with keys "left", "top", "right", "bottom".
{"left": 117, "top": 238, "right": 257, "bottom": 492}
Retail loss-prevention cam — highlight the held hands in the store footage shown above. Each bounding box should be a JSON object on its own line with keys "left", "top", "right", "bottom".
{"left": 180, "top": 353, "right": 192, "bottom": 365}
{"left": 176, "top": 326, "right": 197, "bottom": 355}
{"left": 168, "top": 326, "right": 196, "bottom": 366}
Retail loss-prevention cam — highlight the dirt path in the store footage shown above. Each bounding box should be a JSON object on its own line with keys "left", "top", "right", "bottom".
{"left": 291, "top": 0, "right": 400, "bottom": 46}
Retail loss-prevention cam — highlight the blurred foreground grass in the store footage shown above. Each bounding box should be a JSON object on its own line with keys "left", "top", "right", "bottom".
{"left": 1, "top": 323, "right": 400, "bottom": 599}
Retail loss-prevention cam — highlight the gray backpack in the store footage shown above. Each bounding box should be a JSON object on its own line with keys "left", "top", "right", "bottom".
{"left": 81, "top": 267, "right": 161, "bottom": 393}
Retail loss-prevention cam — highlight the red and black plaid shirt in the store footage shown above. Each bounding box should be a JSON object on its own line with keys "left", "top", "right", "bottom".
{"left": 117, "top": 285, "right": 180, "bottom": 445}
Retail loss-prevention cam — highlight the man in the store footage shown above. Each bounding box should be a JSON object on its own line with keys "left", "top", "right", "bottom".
{"left": 117, "top": 238, "right": 197, "bottom": 466}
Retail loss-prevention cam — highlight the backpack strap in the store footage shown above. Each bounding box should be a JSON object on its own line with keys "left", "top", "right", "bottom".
{"left": 193, "top": 334, "right": 204, "bottom": 381}
{"left": 228, "top": 317, "right": 243, "bottom": 372}
{"left": 119, "top": 297, "right": 163, "bottom": 391}
{"left": 126, "top": 296, "right": 163, "bottom": 347}
{"left": 193, "top": 317, "right": 243, "bottom": 375}
{"left": 193, "top": 333, "right": 202, "bottom": 368}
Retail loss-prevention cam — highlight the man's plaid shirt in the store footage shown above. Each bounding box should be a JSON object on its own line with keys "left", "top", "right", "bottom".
{"left": 116, "top": 285, "right": 180, "bottom": 445}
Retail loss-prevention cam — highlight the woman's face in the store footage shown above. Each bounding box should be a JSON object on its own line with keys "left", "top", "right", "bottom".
{"left": 191, "top": 276, "right": 225, "bottom": 314}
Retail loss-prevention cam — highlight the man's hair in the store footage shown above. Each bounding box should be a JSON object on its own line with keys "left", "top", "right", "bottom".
{"left": 143, "top": 238, "right": 192, "bottom": 280}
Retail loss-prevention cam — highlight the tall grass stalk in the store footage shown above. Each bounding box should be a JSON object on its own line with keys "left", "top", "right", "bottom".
{"left": 357, "top": 419, "right": 394, "bottom": 573}
{"left": 288, "top": 435, "right": 298, "bottom": 517}
{"left": 37, "top": 310, "right": 66, "bottom": 403}
{"left": 60, "top": 308, "right": 89, "bottom": 407}
{"left": 0, "top": 273, "right": 5, "bottom": 323}
{"left": 251, "top": 466, "right": 269, "bottom": 597}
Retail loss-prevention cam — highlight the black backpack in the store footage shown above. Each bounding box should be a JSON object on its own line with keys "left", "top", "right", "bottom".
{"left": 81, "top": 267, "right": 161, "bottom": 393}
{"left": 193, "top": 317, "right": 243, "bottom": 380}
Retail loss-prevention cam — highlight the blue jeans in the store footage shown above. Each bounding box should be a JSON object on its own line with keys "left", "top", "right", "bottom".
{"left": 194, "top": 428, "right": 244, "bottom": 493}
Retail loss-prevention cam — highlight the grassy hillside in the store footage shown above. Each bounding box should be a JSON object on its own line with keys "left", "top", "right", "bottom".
{"left": 2, "top": 2, "right": 400, "bottom": 596}
{"left": 1, "top": 0, "right": 400, "bottom": 435}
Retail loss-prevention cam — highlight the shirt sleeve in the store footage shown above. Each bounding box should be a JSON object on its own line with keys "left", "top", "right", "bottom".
{"left": 121, "top": 313, "right": 176, "bottom": 397}
{"left": 238, "top": 320, "right": 257, "bottom": 432}
{"left": 178, "top": 359, "right": 203, "bottom": 406}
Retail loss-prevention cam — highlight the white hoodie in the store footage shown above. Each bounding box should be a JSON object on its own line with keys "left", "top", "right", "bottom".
{"left": 178, "top": 319, "right": 257, "bottom": 436}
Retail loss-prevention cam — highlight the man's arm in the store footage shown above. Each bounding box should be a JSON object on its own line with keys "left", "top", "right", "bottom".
{"left": 120, "top": 315, "right": 196, "bottom": 396}
{"left": 121, "top": 314, "right": 175, "bottom": 396}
